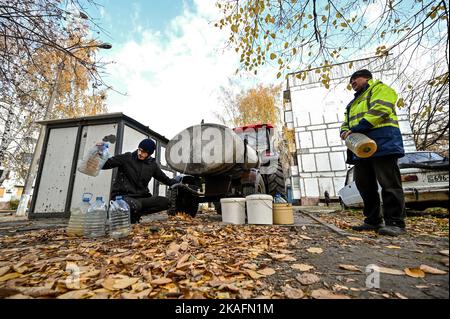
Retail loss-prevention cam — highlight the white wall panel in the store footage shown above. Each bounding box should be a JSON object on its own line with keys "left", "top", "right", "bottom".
{"left": 297, "top": 111, "right": 310, "bottom": 126}
{"left": 315, "top": 153, "right": 331, "bottom": 172}
{"left": 158, "top": 184, "right": 166, "bottom": 197}
{"left": 311, "top": 172, "right": 337, "bottom": 177}
{"left": 299, "top": 131, "right": 313, "bottom": 149}
{"left": 290, "top": 165, "right": 299, "bottom": 176}
{"left": 318, "top": 178, "right": 334, "bottom": 197}
{"left": 292, "top": 176, "right": 300, "bottom": 189}
{"left": 326, "top": 128, "right": 341, "bottom": 146}
{"left": 312, "top": 130, "right": 327, "bottom": 148}
{"left": 329, "top": 152, "right": 347, "bottom": 171}
{"left": 328, "top": 122, "right": 342, "bottom": 129}
{"left": 303, "top": 178, "right": 319, "bottom": 197}
{"left": 148, "top": 179, "right": 155, "bottom": 195}
{"left": 331, "top": 146, "right": 347, "bottom": 152}
{"left": 285, "top": 110, "right": 293, "bottom": 123}
{"left": 301, "top": 154, "right": 316, "bottom": 172}
{"left": 34, "top": 127, "right": 78, "bottom": 213}
{"left": 310, "top": 112, "right": 324, "bottom": 125}
{"left": 308, "top": 124, "right": 327, "bottom": 130}
{"left": 334, "top": 177, "right": 347, "bottom": 194}
{"left": 323, "top": 112, "right": 338, "bottom": 123}
{"left": 310, "top": 147, "right": 331, "bottom": 153}
{"left": 160, "top": 146, "right": 167, "bottom": 167}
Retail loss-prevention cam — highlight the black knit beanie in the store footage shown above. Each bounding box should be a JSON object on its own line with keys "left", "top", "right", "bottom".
{"left": 138, "top": 138, "right": 156, "bottom": 155}
{"left": 350, "top": 69, "right": 372, "bottom": 82}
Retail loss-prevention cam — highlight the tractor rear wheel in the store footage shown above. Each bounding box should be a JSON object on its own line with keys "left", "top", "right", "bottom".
{"left": 167, "top": 188, "right": 199, "bottom": 217}
{"left": 265, "top": 161, "right": 286, "bottom": 198}
{"left": 213, "top": 201, "right": 222, "bottom": 214}
{"left": 243, "top": 174, "right": 266, "bottom": 197}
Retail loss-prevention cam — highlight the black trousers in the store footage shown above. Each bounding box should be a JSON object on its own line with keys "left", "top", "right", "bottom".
{"left": 354, "top": 156, "right": 406, "bottom": 228}
{"left": 123, "top": 195, "right": 170, "bottom": 218}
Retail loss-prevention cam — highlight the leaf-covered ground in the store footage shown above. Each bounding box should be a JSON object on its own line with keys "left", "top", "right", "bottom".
{"left": 0, "top": 210, "right": 448, "bottom": 299}
{"left": 318, "top": 208, "right": 449, "bottom": 238}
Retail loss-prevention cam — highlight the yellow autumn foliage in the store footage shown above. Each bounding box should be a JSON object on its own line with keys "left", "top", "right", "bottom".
{"left": 235, "top": 84, "right": 280, "bottom": 126}
{"left": 25, "top": 29, "right": 108, "bottom": 120}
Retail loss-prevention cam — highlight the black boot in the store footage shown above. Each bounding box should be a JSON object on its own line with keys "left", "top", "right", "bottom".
{"left": 352, "top": 223, "right": 383, "bottom": 231}
{"left": 377, "top": 225, "right": 406, "bottom": 236}
{"left": 130, "top": 213, "right": 142, "bottom": 224}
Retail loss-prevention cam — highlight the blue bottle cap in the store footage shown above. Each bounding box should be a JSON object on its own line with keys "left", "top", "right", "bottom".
{"left": 116, "top": 196, "right": 122, "bottom": 200}
{"left": 82, "top": 198, "right": 90, "bottom": 202}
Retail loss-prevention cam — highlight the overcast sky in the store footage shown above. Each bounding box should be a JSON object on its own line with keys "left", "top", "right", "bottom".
{"left": 89, "top": 0, "right": 280, "bottom": 140}
{"left": 87, "top": 0, "right": 444, "bottom": 141}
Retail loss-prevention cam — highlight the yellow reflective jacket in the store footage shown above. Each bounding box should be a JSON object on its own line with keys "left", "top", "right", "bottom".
{"left": 341, "top": 79, "right": 405, "bottom": 159}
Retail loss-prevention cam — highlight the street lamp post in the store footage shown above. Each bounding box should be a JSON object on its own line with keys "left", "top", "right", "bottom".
{"left": 15, "top": 42, "right": 112, "bottom": 217}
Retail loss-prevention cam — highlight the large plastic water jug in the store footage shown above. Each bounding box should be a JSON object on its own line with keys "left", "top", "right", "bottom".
{"left": 78, "top": 143, "right": 110, "bottom": 177}
{"left": 66, "top": 193, "right": 92, "bottom": 236}
{"left": 84, "top": 196, "right": 108, "bottom": 238}
{"left": 345, "top": 133, "right": 377, "bottom": 158}
{"left": 109, "top": 196, "right": 131, "bottom": 238}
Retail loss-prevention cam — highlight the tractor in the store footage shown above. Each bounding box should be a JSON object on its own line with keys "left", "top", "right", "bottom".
{"left": 165, "top": 123, "right": 286, "bottom": 217}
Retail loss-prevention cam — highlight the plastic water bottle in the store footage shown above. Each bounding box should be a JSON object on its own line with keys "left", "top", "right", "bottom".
{"left": 100, "top": 143, "right": 110, "bottom": 164}
{"left": 273, "top": 193, "right": 286, "bottom": 203}
{"left": 78, "top": 142, "right": 110, "bottom": 177}
{"left": 109, "top": 196, "right": 131, "bottom": 238}
{"left": 345, "top": 133, "right": 377, "bottom": 158}
{"left": 66, "top": 193, "right": 92, "bottom": 236}
{"left": 84, "top": 197, "right": 108, "bottom": 238}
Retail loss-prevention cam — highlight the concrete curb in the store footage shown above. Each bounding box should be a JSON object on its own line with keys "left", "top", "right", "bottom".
{"left": 297, "top": 209, "right": 354, "bottom": 237}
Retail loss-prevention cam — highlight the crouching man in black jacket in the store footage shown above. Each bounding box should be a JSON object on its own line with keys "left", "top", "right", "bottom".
{"left": 101, "top": 138, "right": 177, "bottom": 224}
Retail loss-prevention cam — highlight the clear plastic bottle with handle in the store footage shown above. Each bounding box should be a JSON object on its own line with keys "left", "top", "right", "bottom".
{"left": 78, "top": 142, "right": 110, "bottom": 177}
{"left": 84, "top": 196, "right": 108, "bottom": 238}
{"left": 66, "top": 192, "right": 92, "bottom": 236}
{"left": 109, "top": 196, "right": 131, "bottom": 238}
{"left": 345, "top": 133, "right": 377, "bottom": 158}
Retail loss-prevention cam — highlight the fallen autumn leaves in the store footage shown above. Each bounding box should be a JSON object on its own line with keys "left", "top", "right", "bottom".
{"left": 319, "top": 209, "right": 449, "bottom": 238}
{"left": 0, "top": 212, "right": 448, "bottom": 299}
{"left": 0, "top": 214, "right": 329, "bottom": 299}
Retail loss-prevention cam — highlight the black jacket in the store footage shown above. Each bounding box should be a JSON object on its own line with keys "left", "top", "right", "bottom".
{"left": 102, "top": 151, "right": 176, "bottom": 198}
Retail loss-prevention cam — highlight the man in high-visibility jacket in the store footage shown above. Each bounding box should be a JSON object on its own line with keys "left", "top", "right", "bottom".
{"left": 340, "top": 69, "right": 406, "bottom": 236}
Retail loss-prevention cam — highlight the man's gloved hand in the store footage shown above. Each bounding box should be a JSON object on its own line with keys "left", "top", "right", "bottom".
{"left": 174, "top": 175, "right": 184, "bottom": 183}
{"left": 95, "top": 142, "right": 106, "bottom": 154}
{"left": 170, "top": 182, "right": 183, "bottom": 189}
{"left": 340, "top": 130, "right": 352, "bottom": 140}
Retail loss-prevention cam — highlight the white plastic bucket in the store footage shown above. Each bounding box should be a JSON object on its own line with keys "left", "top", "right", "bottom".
{"left": 220, "top": 198, "right": 246, "bottom": 224}
{"left": 246, "top": 194, "right": 273, "bottom": 225}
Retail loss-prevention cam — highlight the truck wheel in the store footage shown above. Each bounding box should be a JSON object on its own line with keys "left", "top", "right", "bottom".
{"left": 167, "top": 188, "right": 177, "bottom": 216}
{"left": 167, "top": 188, "right": 199, "bottom": 217}
{"left": 266, "top": 161, "right": 286, "bottom": 198}
{"left": 243, "top": 175, "right": 266, "bottom": 197}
